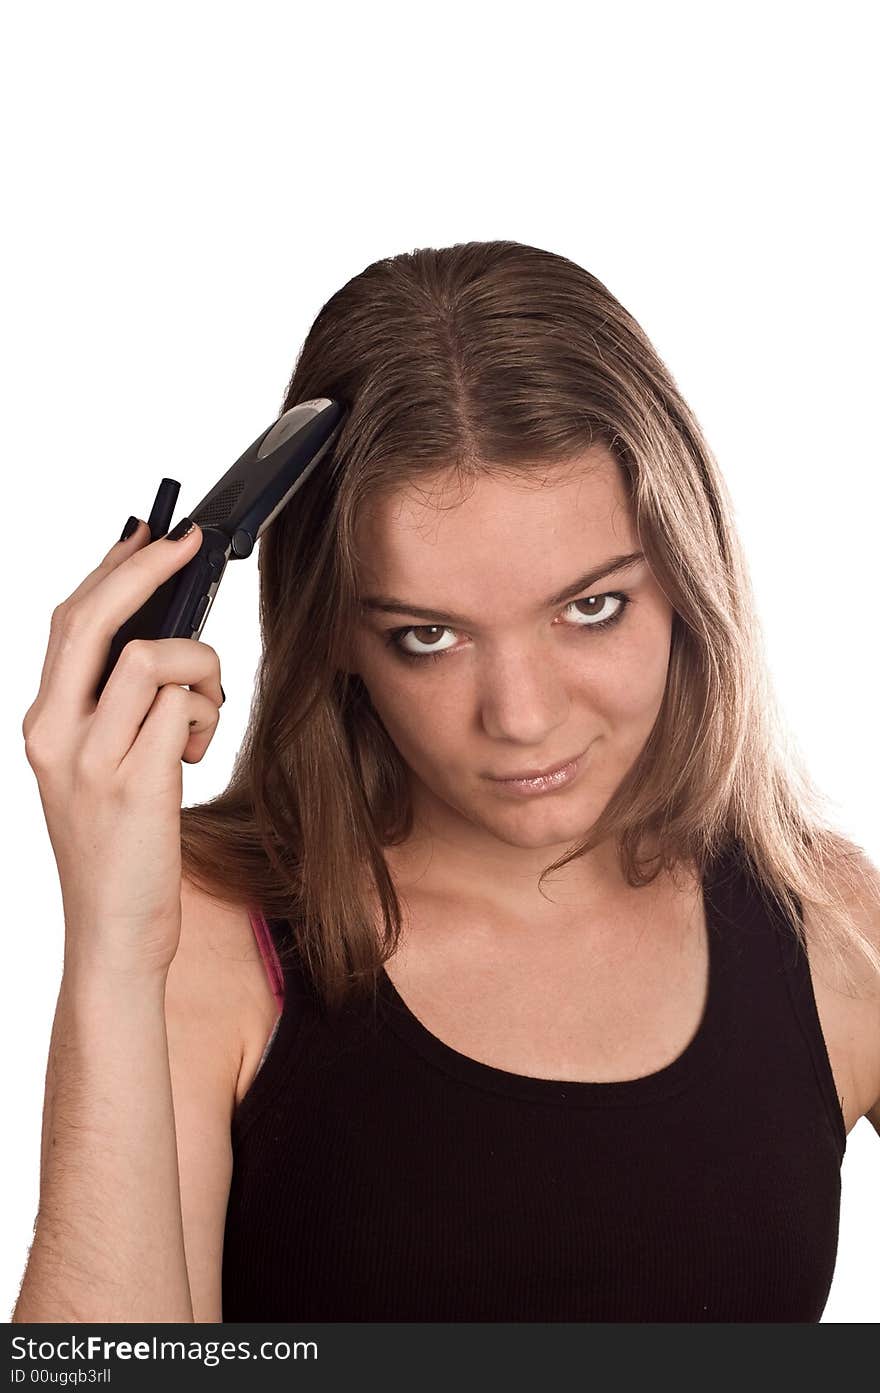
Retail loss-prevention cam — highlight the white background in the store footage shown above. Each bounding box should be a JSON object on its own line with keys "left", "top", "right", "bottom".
{"left": 1, "top": 0, "right": 877, "bottom": 1323}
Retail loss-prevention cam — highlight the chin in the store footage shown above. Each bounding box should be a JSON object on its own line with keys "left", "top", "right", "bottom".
{"left": 462, "top": 792, "right": 600, "bottom": 851}
{"left": 493, "top": 810, "right": 597, "bottom": 850}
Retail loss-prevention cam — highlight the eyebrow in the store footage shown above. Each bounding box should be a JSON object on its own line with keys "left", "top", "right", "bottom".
{"left": 360, "top": 550, "right": 646, "bottom": 627}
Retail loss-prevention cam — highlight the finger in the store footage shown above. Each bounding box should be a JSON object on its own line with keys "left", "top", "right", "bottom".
{"left": 58, "top": 518, "right": 152, "bottom": 612}
{"left": 180, "top": 692, "right": 223, "bottom": 764}
{"left": 42, "top": 522, "right": 204, "bottom": 722}
{"left": 79, "top": 636, "right": 223, "bottom": 772}
{"left": 35, "top": 520, "right": 153, "bottom": 700}
{"left": 120, "top": 685, "right": 221, "bottom": 778}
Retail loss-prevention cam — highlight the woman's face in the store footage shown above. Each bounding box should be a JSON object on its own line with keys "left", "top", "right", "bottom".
{"left": 349, "top": 449, "right": 675, "bottom": 860}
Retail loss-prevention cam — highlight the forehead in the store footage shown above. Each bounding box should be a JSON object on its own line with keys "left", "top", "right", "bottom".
{"left": 354, "top": 449, "right": 636, "bottom": 600}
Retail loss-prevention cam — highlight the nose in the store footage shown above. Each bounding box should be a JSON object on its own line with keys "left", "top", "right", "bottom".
{"left": 477, "top": 643, "right": 570, "bottom": 746}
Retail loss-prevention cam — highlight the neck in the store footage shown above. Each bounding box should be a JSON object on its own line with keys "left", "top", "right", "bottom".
{"left": 383, "top": 803, "right": 679, "bottom": 930}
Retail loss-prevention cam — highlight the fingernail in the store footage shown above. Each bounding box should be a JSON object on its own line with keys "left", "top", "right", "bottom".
{"left": 166, "top": 516, "right": 196, "bottom": 541}
{"left": 119, "top": 515, "right": 140, "bottom": 542}
{"left": 220, "top": 684, "right": 226, "bottom": 706}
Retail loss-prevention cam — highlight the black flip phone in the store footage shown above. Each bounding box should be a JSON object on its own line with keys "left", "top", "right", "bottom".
{"left": 95, "top": 397, "right": 347, "bottom": 700}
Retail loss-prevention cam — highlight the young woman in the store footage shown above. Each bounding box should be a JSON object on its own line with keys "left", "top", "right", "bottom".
{"left": 14, "top": 240, "right": 880, "bottom": 1324}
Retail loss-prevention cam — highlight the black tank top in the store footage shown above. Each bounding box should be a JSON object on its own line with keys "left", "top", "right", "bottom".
{"left": 221, "top": 843, "right": 846, "bottom": 1322}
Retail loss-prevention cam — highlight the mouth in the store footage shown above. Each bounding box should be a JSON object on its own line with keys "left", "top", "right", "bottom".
{"left": 487, "top": 751, "right": 584, "bottom": 782}
{"left": 486, "top": 750, "right": 586, "bottom": 797}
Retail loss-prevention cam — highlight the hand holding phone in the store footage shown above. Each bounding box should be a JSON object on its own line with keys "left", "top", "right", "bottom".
{"left": 21, "top": 520, "right": 220, "bottom": 981}
{"left": 20, "top": 394, "right": 346, "bottom": 981}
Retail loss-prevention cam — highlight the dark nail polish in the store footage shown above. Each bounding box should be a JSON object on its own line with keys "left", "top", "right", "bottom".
{"left": 166, "top": 516, "right": 196, "bottom": 541}
{"left": 220, "top": 684, "right": 226, "bottom": 706}
{"left": 119, "top": 515, "right": 139, "bottom": 542}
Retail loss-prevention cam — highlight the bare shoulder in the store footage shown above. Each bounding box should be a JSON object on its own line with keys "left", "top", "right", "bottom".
{"left": 800, "top": 850, "right": 880, "bottom": 1137}
{"left": 172, "top": 875, "right": 280, "bottom": 1099}
{"left": 176, "top": 874, "right": 267, "bottom": 997}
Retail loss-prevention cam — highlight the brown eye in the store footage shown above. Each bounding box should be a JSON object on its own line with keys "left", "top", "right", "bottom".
{"left": 410, "top": 626, "right": 447, "bottom": 648}
{"left": 574, "top": 596, "right": 611, "bottom": 619}
{"left": 390, "top": 624, "right": 458, "bottom": 660}
{"left": 566, "top": 593, "right": 631, "bottom": 630}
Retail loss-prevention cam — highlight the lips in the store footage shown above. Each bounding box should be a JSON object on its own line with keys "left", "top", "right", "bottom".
{"left": 489, "top": 753, "right": 582, "bottom": 781}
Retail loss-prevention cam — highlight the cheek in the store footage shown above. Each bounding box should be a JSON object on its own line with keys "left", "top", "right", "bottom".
{"left": 367, "top": 677, "right": 460, "bottom": 750}
{"left": 350, "top": 654, "right": 469, "bottom": 779}
{"left": 349, "top": 647, "right": 435, "bottom": 737}
{"left": 579, "top": 619, "right": 671, "bottom": 725}
{"left": 363, "top": 686, "right": 463, "bottom": 789}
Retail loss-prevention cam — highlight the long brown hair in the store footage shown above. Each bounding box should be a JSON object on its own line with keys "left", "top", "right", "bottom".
{"left": 180, "top": 239, "right": 880, "bottom": 1015}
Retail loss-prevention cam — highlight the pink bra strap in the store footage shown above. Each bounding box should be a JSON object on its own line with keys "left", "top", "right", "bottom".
{"left": 248, "top": 907, "right": 285, "bottom": 1014}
